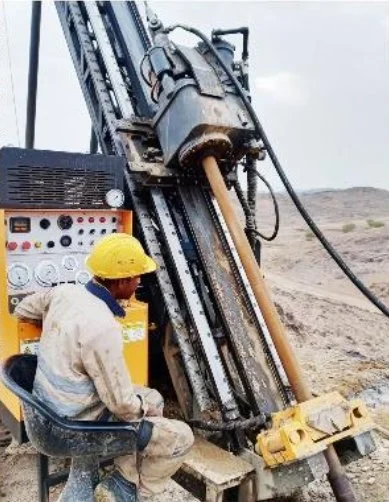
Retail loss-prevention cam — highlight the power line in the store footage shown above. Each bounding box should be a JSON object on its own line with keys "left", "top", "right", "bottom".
{"left": 1, "top": 1, "right": 21, "bottom": 146}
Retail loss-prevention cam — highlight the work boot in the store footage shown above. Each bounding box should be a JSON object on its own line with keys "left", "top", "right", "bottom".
{"left": 95, "top": 470, "right": 138, "bottom": 502}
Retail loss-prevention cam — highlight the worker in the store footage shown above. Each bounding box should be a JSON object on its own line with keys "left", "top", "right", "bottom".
{"left": 14, "top": 233, "right": 194, "bottom": 502}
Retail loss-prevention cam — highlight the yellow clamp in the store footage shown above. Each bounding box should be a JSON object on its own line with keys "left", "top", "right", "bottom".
{"left": 256, "top": 391, "right": 374, "bottom": 467}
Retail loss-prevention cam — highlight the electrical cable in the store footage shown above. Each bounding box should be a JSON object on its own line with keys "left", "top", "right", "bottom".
{"left": 1, "top": 2, "right": 21, "bottom": 146}
{"left": 164, "top": 23, "right": 389, "bottom": 319}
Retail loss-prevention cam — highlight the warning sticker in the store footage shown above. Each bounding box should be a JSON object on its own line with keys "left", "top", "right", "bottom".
{"left": 121, "top": 322, "right": 146, "bottom": 343}
{"left": 21, "top": 340, "right": 40, "bottom": 355}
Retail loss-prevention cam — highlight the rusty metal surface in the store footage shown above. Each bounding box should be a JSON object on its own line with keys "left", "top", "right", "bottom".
{"left": 179, "top": 185, "right": 284, "bottom": 416}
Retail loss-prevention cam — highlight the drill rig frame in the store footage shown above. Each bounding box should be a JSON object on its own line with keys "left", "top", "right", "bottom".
{"left": 8, "top": 2, "right": 376, "bottom": 500}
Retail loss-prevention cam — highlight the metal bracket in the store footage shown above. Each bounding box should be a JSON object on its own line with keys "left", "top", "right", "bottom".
{"left": 256, "top": 392, "right": 375, "bottom": 468}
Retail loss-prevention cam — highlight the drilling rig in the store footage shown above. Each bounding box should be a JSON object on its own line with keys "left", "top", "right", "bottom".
{"left": 0, "top": 2, "right": 377, "bottom": 501}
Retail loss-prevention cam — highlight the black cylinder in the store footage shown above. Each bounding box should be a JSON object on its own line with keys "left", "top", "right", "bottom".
{"left": 90, "top": 127, "right": 98, "bottom": 154}
{"left": 25, "top": 2, "right": 42, "bottom": 149}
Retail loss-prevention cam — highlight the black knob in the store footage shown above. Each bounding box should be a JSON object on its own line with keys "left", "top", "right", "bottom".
{"left": 40, "top": 218, "right": 51, "bottom": 230}
{"left": 57, "top": 215, "right": 73, "bottom": 230}
{"left": 47, "top": 241, "right": 55, "bottom": 248}
{"left": 60, "top": 235, "right": 72, "bottom": 247}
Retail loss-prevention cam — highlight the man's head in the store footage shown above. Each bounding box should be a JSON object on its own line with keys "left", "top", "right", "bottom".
{"left": 86, "top": 233, "right": 157, "bottom": 299}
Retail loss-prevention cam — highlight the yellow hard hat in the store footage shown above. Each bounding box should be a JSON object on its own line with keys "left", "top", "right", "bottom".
{"left": 86, "top": 233, "right": 157, "bottom": 279}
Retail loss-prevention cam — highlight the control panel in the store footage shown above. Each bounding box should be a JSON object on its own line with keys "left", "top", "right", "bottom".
{"left": 4, "top": 209, "right": 131, "bottom": 312}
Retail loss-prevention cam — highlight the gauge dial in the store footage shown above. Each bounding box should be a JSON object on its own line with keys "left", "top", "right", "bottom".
{"left": 35, "top": 261, "right": 59, "bottom": 287}
{"left": 62, "top": 255, "right": 78, "bottom": 271}
{"left": 7, "top": 263, "right": 31, "bottom": 289}
{"left": 76, "top": 270, "right": 91, "bottom": 285}
{"left": 105, "top": 189, "right": 124, "bottom": 208}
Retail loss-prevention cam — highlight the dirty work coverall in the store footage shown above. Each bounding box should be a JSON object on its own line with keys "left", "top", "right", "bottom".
{"left": 14, "top": 283, "right": 194, "bottom": 496}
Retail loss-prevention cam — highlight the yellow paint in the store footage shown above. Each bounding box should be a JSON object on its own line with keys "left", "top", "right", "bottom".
{"left": 0, "top": 208, "right": 148, "bottom": 425}
{"left": 121, "top": 210, "right": 133, "bottom": 234}
{"left": 118, "top": 298, "right": 149, "bottom": 386}
{"left": 0, "top": 210, "right": 22, "bottom": 421}
{"left": 256, "top": 391, "right": 374, "bottom": 467}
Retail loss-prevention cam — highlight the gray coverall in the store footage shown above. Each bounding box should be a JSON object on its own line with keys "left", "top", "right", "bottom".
{"left": 15, "top": 284, "right": 194, "bottom": 496}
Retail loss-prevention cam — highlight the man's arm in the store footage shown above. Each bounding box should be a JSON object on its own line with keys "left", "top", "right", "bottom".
{"left": 81, "top": 323, "right": 148, "bottom": 422}
{"left": 14, "top": 289, "right": 54, "bottom": 323}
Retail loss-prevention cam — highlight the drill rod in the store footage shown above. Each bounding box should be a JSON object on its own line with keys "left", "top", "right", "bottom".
{"left": 202, "top": 155, "right": 357, "bottom": 502}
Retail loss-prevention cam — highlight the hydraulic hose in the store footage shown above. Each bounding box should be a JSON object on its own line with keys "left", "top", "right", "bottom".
{"left": 164, "top": 22, "right": 389, "bottom": 319}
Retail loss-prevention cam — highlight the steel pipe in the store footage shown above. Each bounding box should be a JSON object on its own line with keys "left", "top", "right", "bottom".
{"left": 25, "top": 1, "right": 42, "bottom": 149}
{"left": 202, "top": 155, "right": 357, "bottom": 502}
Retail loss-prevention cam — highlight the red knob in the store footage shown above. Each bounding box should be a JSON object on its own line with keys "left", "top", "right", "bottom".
{"left": 99, "top": 217, "right": 106, "bottom": 223}
{"left": 22, "top": 241, "right": 31, "bottom": 250}
{"left": 77, "top": 216, "right": 84, "bottom": 223}
{"left": 7, "top": 242, "right": 18, "bottom": 251}
{"left": 88, "top": 216, "right": 95, "bottom": 223}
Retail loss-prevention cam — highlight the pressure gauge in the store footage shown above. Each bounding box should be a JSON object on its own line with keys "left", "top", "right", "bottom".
{"left": 105, "top": 189, "right": 124, "bottom": 208}
{"left": 76, "top": 270, "right": 91, "bottom": 285}
{"left": 62, "top": 255, "right": 78, "bottom": 271}
{"left": 7, "top": 263, "right": 31, "bottom": 289}
{"left": 35, "top": 261, "right": 59, "bottom": 287}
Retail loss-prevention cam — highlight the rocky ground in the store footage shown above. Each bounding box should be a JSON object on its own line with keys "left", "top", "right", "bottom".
{"left": 1, "top": 186, "right": 388, "bottom": 501}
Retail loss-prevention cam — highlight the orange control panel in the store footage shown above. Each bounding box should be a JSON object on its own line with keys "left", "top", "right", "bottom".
{"left": 4, "top": 209, "right": 132, "bottom": 313}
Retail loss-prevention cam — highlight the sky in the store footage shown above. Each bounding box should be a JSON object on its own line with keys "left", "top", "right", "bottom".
{"left": 0, "top": 1, "right": 388, "bottom": 191}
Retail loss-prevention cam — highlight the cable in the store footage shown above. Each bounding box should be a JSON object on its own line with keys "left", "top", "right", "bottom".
{"left": 164, "top": 23, "right": 389, "bottom": 319}
{"left": 189, "top": 413, "right": 265, "bottom": 432}
{"left": 237, "top": 167, "right": 280, "bottom": 242}
{"left": 1, "top": 2, "right": 21, "bottom": 146}
{"left": 140, "top": 52, "right": 152, "bottom": 87}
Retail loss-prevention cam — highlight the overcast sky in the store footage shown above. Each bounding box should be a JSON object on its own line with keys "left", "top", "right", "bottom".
{"left": 1, "top": 1, "right": 388, "bottom": 191}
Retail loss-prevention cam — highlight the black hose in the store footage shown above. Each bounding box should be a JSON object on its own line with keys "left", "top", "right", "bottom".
{"left": 139, "top": 52, "right": 152, "bottom": 87}
{"left": 164, "top": 23, "right": 389, "bottom": 319}
{"left": 246, "top": 167, "right": 280, "bottom": 241}
{"left": 189, "top": 413, "right": 265, "bottom": 432}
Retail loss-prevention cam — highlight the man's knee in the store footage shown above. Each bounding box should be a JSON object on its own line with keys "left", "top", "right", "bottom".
{"left": 135, "top": 386, "right": 164, "bottom": 415}
{"left": 171, "top": 420, "right": 194, "bottom": 456}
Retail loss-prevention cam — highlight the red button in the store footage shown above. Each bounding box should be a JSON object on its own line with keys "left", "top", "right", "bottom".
{"left": 77, "top": 217, "right": 84, "bottom": 223}
{"left": 7, "top": 242, "right": 17, "bottom": 251}
{"left": 99, "top": 217, "right": 106, "bottom": 223}
{"left": 88, "top": 217, "right": 95, "bottom": 223}
{"left": 22, "top": 241, "right": 31, "bottom": 250}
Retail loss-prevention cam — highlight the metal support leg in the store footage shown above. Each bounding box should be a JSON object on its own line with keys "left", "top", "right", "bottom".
{"left": 238, "top": 475, "right": 256, "bottom": 502}
{"left": 205, "top": 485, "right": 223, "bottom": 502}
{"left": 25, "top": 1, "right": 42, "bottom": 149}
{"left": 37, "top": 453, "right": 49, "bottom": 502}
{"left": 58, "top": 456, "right": 99, "bottom": 502}
{"left": 90, "top": 127, "right": 98, "bottom": 154}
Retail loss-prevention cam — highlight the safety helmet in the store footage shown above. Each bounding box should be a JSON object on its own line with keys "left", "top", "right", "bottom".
{"left": 86, "top": 233, "right": 157, "bottom": 279}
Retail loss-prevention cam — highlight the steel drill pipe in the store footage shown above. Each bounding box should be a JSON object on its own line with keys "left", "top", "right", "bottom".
{"left": 202, "top": 155, "right": 357, "bottom": 502}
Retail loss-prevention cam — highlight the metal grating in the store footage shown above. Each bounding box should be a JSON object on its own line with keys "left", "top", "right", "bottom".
{"left": 7, "top": 165, "right": 115, "bottom": 208}
{"left": 0, "top": 147, "right": 126, "bottom": 209}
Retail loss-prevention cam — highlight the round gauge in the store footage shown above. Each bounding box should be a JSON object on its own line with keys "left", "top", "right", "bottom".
{"left": 76, "top": 270, "right": 91, "bottom": 285}
{"left": 7, "top": 263, "right": 31, "bottom": 289}
{"left": 62, "top": 255, "right": 78, "bottom": 271}
{"left": 35, "top": 261, "right": 60, "bottom": 287}
{"left": 105, "top": 189, "right": 124, "bottom": 208}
